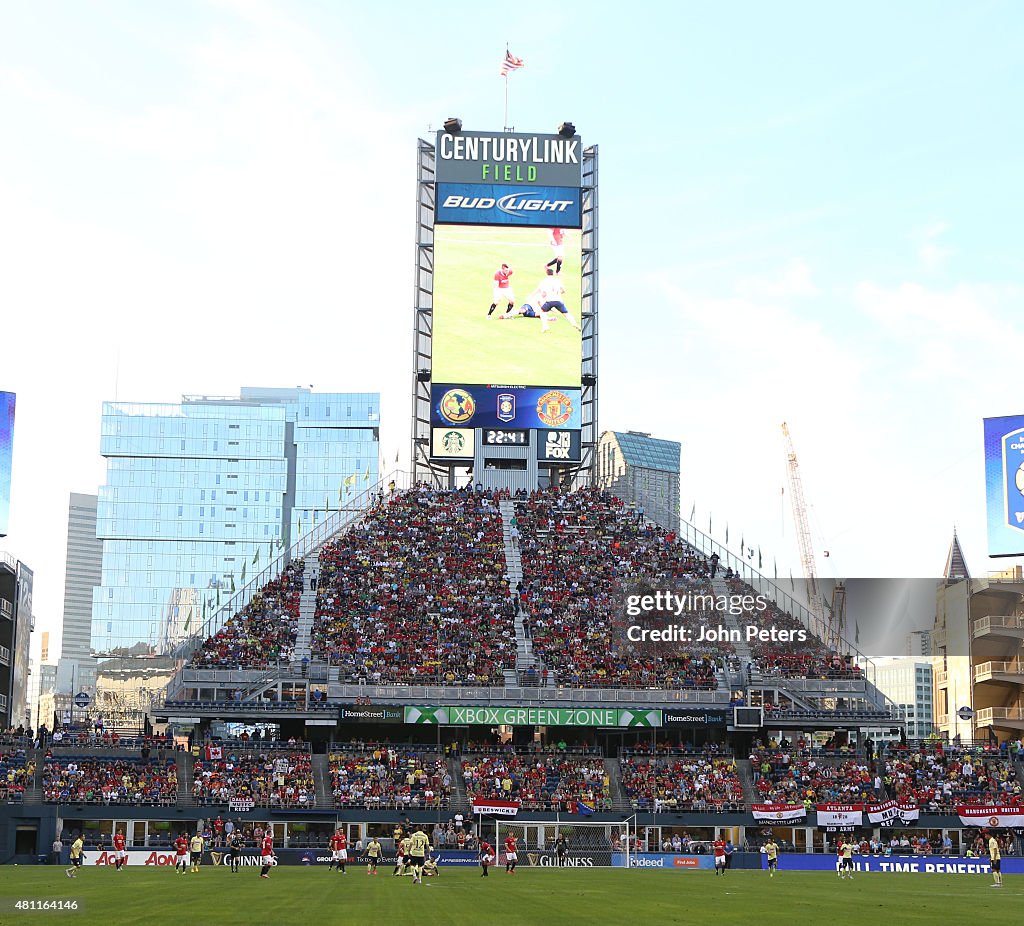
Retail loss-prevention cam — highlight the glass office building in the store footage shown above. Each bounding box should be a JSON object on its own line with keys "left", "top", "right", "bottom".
{"left": 91, "top": 387, "right": 379, "bottom": 656}
{"left": 596, "top": 430, "right": 681, "bottom": 532}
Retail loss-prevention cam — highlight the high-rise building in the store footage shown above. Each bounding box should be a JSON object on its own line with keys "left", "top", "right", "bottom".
{"left": 871, "top": 657, "right": 935, "bottom": 741}
{"left": 906, "top": 630, "right": 933, "bottom": 658}
{"left": 0, "top": 552, "right": 34, "bottom": 727}
{"left": 933, "top": 530, "right": 1024, "bottom": 742}
{"left": 56, "top": 493, "right": 102, "bottom": 696}
{"left": 91, "top": 387, "right": 379, "bottom": 657}
{"left": 596, "top": 431, "right": 681, "bottom": 531}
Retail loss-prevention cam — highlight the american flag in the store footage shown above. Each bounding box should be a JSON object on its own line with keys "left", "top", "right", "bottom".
{"left": 500, "top": 50, "right": 524, "bottom": 76}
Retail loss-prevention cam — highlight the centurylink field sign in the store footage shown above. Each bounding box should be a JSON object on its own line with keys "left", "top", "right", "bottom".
{"left": 404, "top": 706, "right": 661, "bottom": 727}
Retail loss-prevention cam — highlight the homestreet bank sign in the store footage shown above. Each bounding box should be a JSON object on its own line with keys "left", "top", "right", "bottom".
{"left": 404, "top": 706, "right": 661, "bottom": 727}
{"left": 435, "top": 131, "right": 583, "bottom": 187}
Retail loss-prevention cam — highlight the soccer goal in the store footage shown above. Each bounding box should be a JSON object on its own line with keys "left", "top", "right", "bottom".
{"left": 485, "top": 820, "right": 621, "bottom": 868}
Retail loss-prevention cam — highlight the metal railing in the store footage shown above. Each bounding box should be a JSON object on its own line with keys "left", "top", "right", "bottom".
{"left": 974, "top": 661, "right": 1024, "bottom": 682}
{"left": 975, "top": 707, "right": 1024, "bottom": 725}
{"left": 973, "top": 615, "right": 1024, "bottom": 638}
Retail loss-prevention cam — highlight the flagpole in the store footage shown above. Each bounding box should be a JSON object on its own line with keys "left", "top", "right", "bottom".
{"left": 504, "top": 74, "right": 509, "bottom": 130}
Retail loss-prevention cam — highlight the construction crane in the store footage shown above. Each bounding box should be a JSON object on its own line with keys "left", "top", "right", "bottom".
{"left": 781, "top": 422, "right": 846, "bottom": 652}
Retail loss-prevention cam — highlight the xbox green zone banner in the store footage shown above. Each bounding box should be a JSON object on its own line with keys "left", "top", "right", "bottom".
{"left": 404, "top": 706, "right": 661, "bottom": 727}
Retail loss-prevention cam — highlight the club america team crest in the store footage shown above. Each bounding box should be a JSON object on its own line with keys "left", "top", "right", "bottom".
{"left": 536, "top": 390, "right": 572, "bottom": 427}
{"left": 439, "top": 388, "right": 476, "bottom": 424}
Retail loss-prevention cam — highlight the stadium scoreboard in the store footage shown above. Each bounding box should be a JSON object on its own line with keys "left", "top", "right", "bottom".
{"left": 427, "top": 129, "right": 586, "bottom": 475}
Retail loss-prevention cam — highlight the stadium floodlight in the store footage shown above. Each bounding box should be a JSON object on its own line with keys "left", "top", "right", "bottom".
{"left": 443, "top": 117, "right": 463, "bottom": 135}
{"left": 557, "top": 121, "right": 576, "bottom": 138}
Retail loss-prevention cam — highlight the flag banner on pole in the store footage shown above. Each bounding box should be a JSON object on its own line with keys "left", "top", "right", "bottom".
{"left": 752, "top": 804, "right": 807, "bottom": 823}
{"left": 252, "top": 547, "right": 260, "bottom": 566}
{"left": 472, "top": 799, "right": 520, "bottom": 817}
{"left": 689, "top": 502, "right": 696, "bottom": 522}
{"left": 240, "top": 561, "right": 246, "bottom": 584}
{"left": 957, "top": 805, "right": 1024, "bottom": 828}
{"left": 866, "top": 800, "right": 920, "bottom": 826}
{"left": 205, "top": 745, "right": 222, "bottom": 761}
{"left": 499, "top": 50, "right": 524, "bottom": 76}
{"left": 574, "top": 799, "right": 596, "bottom": 816}
{"left": 364, "top": 466, "right": 370, "bottom": 482}
{"left": 815, "top": 804, "right": 863, "bottom": 828}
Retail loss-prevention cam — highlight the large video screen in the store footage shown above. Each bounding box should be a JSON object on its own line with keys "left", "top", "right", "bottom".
{"left": 432, "top": 223, "right": 582, "bottom": 388}
{"left": 984, "top": 414, "right": 1024, "bottom": 557}
{"left": 0, "top": 392, "right": 14, "bottom": 537}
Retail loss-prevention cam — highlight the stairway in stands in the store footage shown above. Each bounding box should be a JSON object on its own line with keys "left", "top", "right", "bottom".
{"left": 736, "top": 757, "right": 758, "bottom": 807}
{"left": 710, "top": 575, "right": 756, "bottom": 689}
{"left": 499, "top": 499, "right": 539, "bottom": 686}
{"left": 448, "top": 756, "right": 470, "bottom": 812}
{"left": 177, "top": 750, "right": 195, "bottom": 807}
{"left": 312, "top": 753, "right": 332, "bottom": 808}
{"left": 604, "top": 756, "right": 631, "bottom": 812}
{"left": 292, "top": 560, "right": 319, "bottom": 663}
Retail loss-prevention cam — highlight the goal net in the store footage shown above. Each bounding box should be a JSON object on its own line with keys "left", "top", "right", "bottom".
{"left": 484, "top": 820, "right": 618, "bottom": 868}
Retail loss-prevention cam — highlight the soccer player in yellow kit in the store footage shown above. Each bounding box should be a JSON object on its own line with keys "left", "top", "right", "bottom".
{"left": 407, "top": 827, "right": 431, "bottom": 885}
{"left": 764, "top": 837, "right": 778, "bottom": 878}
{"left": 366, "top": 837, "right": 381, "bottom": 875}
{"left": 989, "top": 834, "right": 1002, "bottom": 888}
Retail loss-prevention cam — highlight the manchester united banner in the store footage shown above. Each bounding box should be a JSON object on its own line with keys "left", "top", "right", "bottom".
{"left": 816, "top": 804, "right": 864, "bottom": 829}
{"left": 867, "top": 800, "right": 920, "bottom": 826}
{"left": 473, "top": 799, "right": 521, "bottom": 817}
{"left": 957, "top": 805, "right": 1024, "bottom": 828}
{"left": 752, "top": 804, "right": 807, "bottom": 823}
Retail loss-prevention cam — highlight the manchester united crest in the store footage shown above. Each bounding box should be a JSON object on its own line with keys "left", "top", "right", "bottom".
{"left": 536, "top": 390, "right": 572, "bottom": 427}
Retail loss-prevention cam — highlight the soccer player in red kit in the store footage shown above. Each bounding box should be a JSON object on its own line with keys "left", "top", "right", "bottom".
{"left": 479, "top": 840, "right": 494, "bottom": 877}
{"left": 174, "top": 833, "right": 189, "bottom": 875}
{"left": 546, "top": 228, "right": 564, "bottom": 274}
{"left": 504, "top": 834, "right": 518, "bottom": 874}
{"left": 328, "top": 830, "right": 348, "bottom": 874}
{"left": 259, "top": 833, "right": 274, "bottom": 879}
{"left": 112, "top": 830, "right": 127, "bottom": 871}
{"left": 488, "top": 263, "right": 515, "bottom": 317}
{"left": 713, "top": 839, "right": 727, "bottom": 876}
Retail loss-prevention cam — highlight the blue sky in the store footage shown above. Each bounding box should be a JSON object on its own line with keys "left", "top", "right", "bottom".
{"left": 1, "top": 1, "right": 1022, "bottom": 659}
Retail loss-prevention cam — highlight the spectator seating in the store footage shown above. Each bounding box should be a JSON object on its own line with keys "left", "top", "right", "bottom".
{"left": 514, "top": 487, "right": 730, "bottom": 689}
{"left": 884, "top": 744, "right": 1022, "bottom": 812}
{"left": 0, "top": 751, "right": 34, "bottom": 803}
{"left": 191, "top": 560, "right": 306, "bottom": 668}
{"left": 461, "top": 749, "right": 611, "bottom": 812}
{"left": 750, "top": 750, "right": 873, "bottom": 804}
{"left": 312, "top": 488, "right": 516, "bottom": 685}
{"left": 328, "top": 743, "right": 450, "bottom": 809}
{"left": 192, "top": 749, "right": 314, "bottom": 807}
{"left": 619, "top": 749, "right": 743, "bottom": 812}
{"left": 42, "top": 757, "right": 178, "bottom": 805}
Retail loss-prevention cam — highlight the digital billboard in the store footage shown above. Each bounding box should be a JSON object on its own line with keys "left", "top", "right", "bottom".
{"left": 432, "top": 223, "right": 583, "bottom": 388}
{"left": 435, "top": 131, "right": 582, "bottom": 187}
{"left": 984, "top": 414, "right": 1024, "bottom": 556}
{"left": 0, "top": 392, "right": 14, "bottom": 537}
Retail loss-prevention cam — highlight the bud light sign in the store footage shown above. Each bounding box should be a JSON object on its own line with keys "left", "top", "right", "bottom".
{"left": 436, "top": 184, "right": 582, "bottom": 228}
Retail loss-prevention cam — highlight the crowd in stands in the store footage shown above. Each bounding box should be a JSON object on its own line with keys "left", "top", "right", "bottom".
{"left": 750, "top": 749, "right": 875, "bottom": 804}
{"left": 461, "top": 750, "right": 611, "bottom": 812}
{"left": 619, "top": 751, "right": 744, "bottom": 812}
{"left": 191, "top": 560, "right": 306, "bottom": 668}
{"left": 884, "top": 743, "right": 1022, "bottom": 811}
{"left": 312, "top": 487, "right": 516, "bottom": 685}
{"left": 42, "top": 757, "right": 178, "bottom": 804}
{"left": 192, "top": 750, "right": 314, "bottom": 807}
{"left": 0, "top": 749, "right": 34, "bottom": 802}
{"left": 515, "top": 487, "right": 730, "bottom": 689}
{"left": 328, "top": 744, "right": 450, "bottom": 809}
{"left": 723, "top": 576, "right": 862, "bottom": 680}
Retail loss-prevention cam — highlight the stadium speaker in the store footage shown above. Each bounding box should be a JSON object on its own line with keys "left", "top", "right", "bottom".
{"left": 582, "top": 373, "right": 596, "bottom": 386}
{"left": 416, "top": 369, "right": 431, "bottom": 382}
{"left": 443, "top": 117, "right": 463, "bottom": 134}
{"left": 557, "top": 121, "right": 576, "bottom": 138}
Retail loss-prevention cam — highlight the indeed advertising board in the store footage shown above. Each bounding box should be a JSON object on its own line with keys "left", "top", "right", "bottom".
{"left": 613, "top": 853, "right": 716, "bottom": 870}
{"left": 983, "top": 414, "right": 1024, "bottom": 556}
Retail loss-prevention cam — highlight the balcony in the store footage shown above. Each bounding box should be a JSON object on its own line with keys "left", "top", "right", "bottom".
{"left": 973, "top": 661, "right": 1024, "bottom": 684}
{"left": 973, "top": 615, "right": 1024, "bottom": 641}
{"left": 975, "top": 706, "right": 1024, "bottom": 730}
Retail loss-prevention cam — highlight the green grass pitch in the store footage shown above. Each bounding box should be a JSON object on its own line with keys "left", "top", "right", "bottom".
{"left": 0, "top": 867, "right": 1017, "bottom": 926}
{"left": 432, "top": 224, "right": 582, "bottom": 387}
